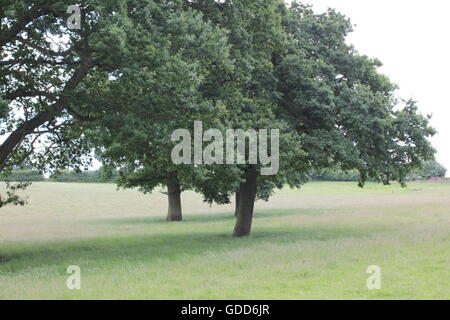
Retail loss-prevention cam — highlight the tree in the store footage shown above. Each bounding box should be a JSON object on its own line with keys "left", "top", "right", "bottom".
{"left": 418, "top": 160, "right": 447, "bottom": 179}
{"left": 170, "top": 0, "right": 306, "bottom": 236}
{"left": 0, "top": 0, "right": 133, "bottom": 206}
{"left": 187, "top": 1, "right": 436, "bottom": 237}
{"left": 85, "top": 3, "right": 235, "bottom": 221}
{"left": 5, "top": 0, "right": 434, "bottom": 238}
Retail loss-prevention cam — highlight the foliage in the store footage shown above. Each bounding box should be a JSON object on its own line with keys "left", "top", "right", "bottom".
{"left": 277, "top": 3, "right": 435, "bottom": 188}
{"left": 185, "top": 1, "right": 435, "bottom": 190}
{"left": 408, "top": 160, "right": 447, "bottom": 179}
{"left": 50, "top": 170, "right": 102, "bottom": 183}
{"left": 85, "top": 1, "right": 236, "bottom": 207}
{"left": 312, "top": 169, "right": 361, "bottom": 182}
{"left": 420, "top": 160, "right": 447, "bottom": 178}
{"left": 49, "top": 166, "right": 118, "bottom": 183}
{"left": 0, "top": 169, "right": 44, "bottom": 182}
{"left": 0, "top": 0, "right": 134, "bottom": 206}
{"left": 0, "top": 181, "right": 30, "bottom": 207}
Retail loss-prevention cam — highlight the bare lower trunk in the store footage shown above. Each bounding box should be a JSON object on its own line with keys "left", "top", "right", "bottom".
{"left": 166, "top": 174, "right": 182, "bottom": 222}
{"left": 233, "top": 167, "right": 258, "bottom": 237}
{"left": 234, "top": 192, "right": 240, "bottom": 217}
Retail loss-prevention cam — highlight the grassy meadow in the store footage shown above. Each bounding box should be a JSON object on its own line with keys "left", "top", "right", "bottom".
{"left": 0, "top": 181, "right": 448, "bottom": 300}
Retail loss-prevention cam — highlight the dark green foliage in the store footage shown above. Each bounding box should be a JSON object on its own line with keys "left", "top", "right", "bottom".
{"left": 187, "top": 1, "right": 436, "bottom": 236}
{"left": 85, "top": 1, "right": 237, "bottom": 215}
{"left": 277, "top": 3, "right": 435, "bottom": 188}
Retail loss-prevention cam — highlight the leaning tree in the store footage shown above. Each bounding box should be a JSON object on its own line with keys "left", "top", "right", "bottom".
{"left": 0, "top": 0, "right": 134, "bottom": 206}
{"left": 183, "top": 0, "right": 436, "bottom": 237}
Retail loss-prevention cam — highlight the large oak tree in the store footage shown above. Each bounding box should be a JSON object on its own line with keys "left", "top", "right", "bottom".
{"left": 185, "top": 0, "right": 436, "bottom": 237}
{"left": 84, "top": 1, "right": 236, "bottom": 221}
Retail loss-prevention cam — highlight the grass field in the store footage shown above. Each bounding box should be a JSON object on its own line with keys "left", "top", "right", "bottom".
{"left": 0, "top": 181, "right": 448, "bottom": 300}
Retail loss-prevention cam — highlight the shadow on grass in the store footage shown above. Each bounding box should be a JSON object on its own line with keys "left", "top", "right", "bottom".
{"left": 88, "top": 209, "right": 326, "bottom": 226}
{"left": 0, "top": 222, "right": 384, "bottom": 275}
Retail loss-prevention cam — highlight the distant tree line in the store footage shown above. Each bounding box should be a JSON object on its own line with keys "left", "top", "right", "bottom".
{"left": 408, "top": 160, "right": 447, "bottom": 180}
{"left": 6, "top": 160, "right": 444, "bottom": 184}
{"left": 313, "top": 160, "right": 447, "bottom": 182}
{"left": 311, "top": 169, "right": 363, "bottom": 182}
{"left": 49, "top": 167, "right": 119, "bottom": 183}
{"left": 1, "top": 167, "right": 118, "bottom": 183}
{"left": 0, "top": 169, "right": 44, "bottom": 182}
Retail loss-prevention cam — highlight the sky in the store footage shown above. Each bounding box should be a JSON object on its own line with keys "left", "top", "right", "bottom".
{"left": 297, "top": 0, "right": 450, "bottom": 175}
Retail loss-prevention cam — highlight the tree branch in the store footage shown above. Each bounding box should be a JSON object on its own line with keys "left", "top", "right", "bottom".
{"left": 0, "top": 4, "right": 47, "bottom": 49}
{"left": 0, "top": 52, "right": 94, "bottom": 169}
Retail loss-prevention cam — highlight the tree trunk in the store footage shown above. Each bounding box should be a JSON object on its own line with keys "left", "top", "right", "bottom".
{"left": 166, "top": 173, "right": 182, "bottom": 222}
{"left": 234, "top": 192, "right": 240, "bottom": 217}
{"left": 233, "top": 167, "right": 258, "bottom": 237}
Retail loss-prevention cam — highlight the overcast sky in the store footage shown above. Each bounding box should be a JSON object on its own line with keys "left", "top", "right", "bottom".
{"left": 296, "top": 0, "right": 450, "bottom": 175}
